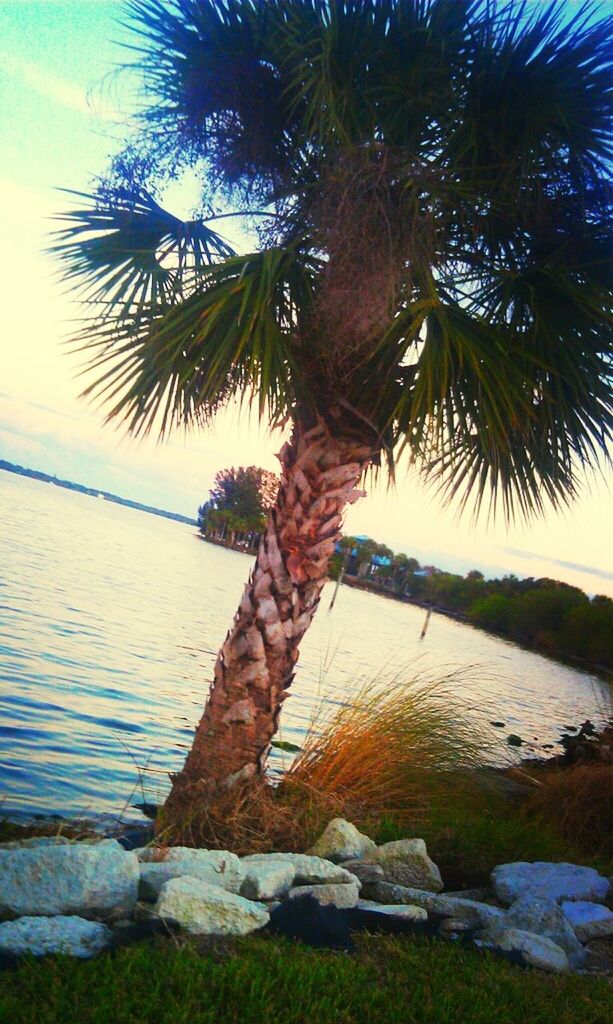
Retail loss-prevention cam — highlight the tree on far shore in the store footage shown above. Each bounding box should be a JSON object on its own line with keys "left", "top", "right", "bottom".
{"left": 198, "top": 466, "right": 278, "bottom": 548}
{"left": 55, "top": 1, "right": 612, "bottom": 822}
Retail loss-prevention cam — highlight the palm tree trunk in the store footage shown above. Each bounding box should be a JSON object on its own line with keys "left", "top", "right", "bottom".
{"left": 166, "top": 420, "right": 372, "bottom": 803}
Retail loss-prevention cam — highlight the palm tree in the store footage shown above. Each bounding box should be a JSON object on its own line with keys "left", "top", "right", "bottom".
{"left": 55, "top": 0, "right": 612, "bottom": 812}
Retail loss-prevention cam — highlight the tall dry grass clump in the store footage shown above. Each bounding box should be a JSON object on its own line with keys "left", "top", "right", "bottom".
{"left": 279, "top": 673, "right": 495, "bottom": 835}
{"left": 524, "top": 763, "right": 613, "bottom": 861}
{"left": 157, "top": 670, "right": 497, "bottom": 854}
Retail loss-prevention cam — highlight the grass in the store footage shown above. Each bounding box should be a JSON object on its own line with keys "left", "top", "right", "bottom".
{"left": 282, "top": 675, "right": 491, "bottom": 825}
{"left": 1, "top": 932, "right": 611, "bottom": 1024}
{"left": 523, "top": 764, "right": 613, "bottom": 861}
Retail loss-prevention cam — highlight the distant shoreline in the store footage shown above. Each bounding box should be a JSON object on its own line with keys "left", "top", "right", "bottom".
{"left": 0, "top": 459, "right": 197, "bottom": 528}
{"left": 4, "top": 461, "right": 610, "bottom": 682}
{"left": 196, "top": 533, "right": 613, "bottom": 682}
{"left": 339, "top": 573, "right": 613, "bottom": 681}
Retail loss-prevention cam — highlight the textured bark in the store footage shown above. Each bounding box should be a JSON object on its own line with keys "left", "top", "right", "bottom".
{"left": 167, "top": 420, "right": 372, "bottom": 800}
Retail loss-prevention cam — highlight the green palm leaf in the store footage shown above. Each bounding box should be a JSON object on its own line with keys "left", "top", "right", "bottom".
{"left": 67, "top": 240, "right": 320, "bottom": 437}
{"left": 52, "top": 186, "right": 236, "bottom": 311}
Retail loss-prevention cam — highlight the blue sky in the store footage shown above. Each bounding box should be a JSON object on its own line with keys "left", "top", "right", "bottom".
{"left": 1, "top": 0, "right": 612, "bottom": 595}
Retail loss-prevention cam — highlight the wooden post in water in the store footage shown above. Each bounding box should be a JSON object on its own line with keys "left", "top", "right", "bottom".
{"left": 328, "top": 559, "right": 346, "bottom": 611}
{"left": 419, "top": 606, "right": 432, "bottom": 640}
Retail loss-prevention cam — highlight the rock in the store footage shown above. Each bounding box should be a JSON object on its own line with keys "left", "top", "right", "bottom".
{"left": 507, "top": 734, "right": 523, "bottom": 747}
{"left": 268, "top": 895, "right": 354, "bottom": 951}
{"left": 242, "top": 853, "right": 357, "bottom": 886}
{"left": 136, "top": 848, "right": 244, "bottom": 896}
{"left": 288, "top": 883, "right": 360, "bottom": 909}
{"left": 341, "top": 861, "right": 385, "bottom": 886}
{"left": 307, "top": 819, "right": 376, "bottom": 863}
{"left": 155, "top": 877, "right": 269, "bottom": 936}
{"left": 438, "top": 918, "right": 475, "bottom": 934}
{"left": 0, "top": 916, "right": 111, "bottom": 959}
{"left": 479, "top": 927, "right": 569, "bottom": 973}
{"left": 0, "top": 839, "right": 139, "bottom": 920}
{"left": 561, "top": 901, "right": 613, "bottom": 943}
{"left": 356, "top": 899, "right": 427, "bottom": 922}
{"left": 240, "top": 861, "right": 295, "bottom": 901}
{"left": 443, "top": 889, "right": 494, "bottom": 903}
{"left": 484, "top": 896, "right": 585, "bottom": 968}
{"left": 491, "top": 862, "right": 610, "bottom": 906}
{"left": 363, "top": 881, "right": 504, "bottom": 929}
{"left": 367, "top": 839, "right": 443, "bottom": 893}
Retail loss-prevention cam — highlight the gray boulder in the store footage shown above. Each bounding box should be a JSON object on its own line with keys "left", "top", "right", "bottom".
{"left": 491, "top": 862, "right": 609, "bottom": 906}
{"left": 240, "top": 861, "right": 295, "bottom": 901}
{"left": 288, "top": 882, "right": 360, "bottom": 908}
{"left": 363, "top": 881, "right": 504, "bottom": 929}
{"left": 136, "top": 848, "right": 244, "bottom": 894}
{"left": 561, "top": 900, "right": 613, "bottom": 943}
{"left": 242, "top": 853, "right": 357, "bottom": 886}
{"left": 357, "top": 899, "right": 427, "bottom": 922}
{"left": 341, "top": 861, "right": 385, "bottom": 886}
{"left": 479, "top": 927, "right": 569, "bottom": 973}
{"left": 0, "top": 839, "right": 139, "bottom": 919}
{"left": 155, "top": 877, "right": 268, "bottom": 936}
{"left": 307, "top": 819, "right": 377, "bottom": 863}
{"left": 483, "top": 895, "right": 585, "bottom": 968}
{"left": 138, "top": 849, "right": 244, "bottom": 902}
{"left": 367, "top": 839, "right": 443, "bottom": 893}
{"left": 0, "top": 916, "right": 111, "bottom": 959}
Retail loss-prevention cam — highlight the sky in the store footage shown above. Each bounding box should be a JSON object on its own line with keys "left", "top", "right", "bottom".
{"left": 0, "top": 0, "right": 612, "bottom": 596}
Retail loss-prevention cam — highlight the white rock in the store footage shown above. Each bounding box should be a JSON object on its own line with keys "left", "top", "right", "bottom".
{"left": 357, "top": 899, "right": 427, "bottom": 922}
{"left": 242, "top": 853, "right": 357, "bottom": 886}
{"left": 0, "top": 916, "right": 111, "bottom": 959}
{"left": 136, "top": 848, "right": 244, "bottom": 895}
{"left": 307, "top": 820, "right": 377, "bottom": 863}
{"left": 484, "top": 896, "right": 585, "bottom": 968}
{"left": 240, "top": 861, "right": 295, "bottom": 901}
{"left": 288, "top": 883, "right": 360, "bottom": 908}
{"left": 561, "top": 900, "right": 613, "bottom": 943}
{"left": 368, "top": 840, "right": 443, "bottom": 893}
{"left": 480, "top": 927, "right": 569, "bottom": 973}
{"left": 155, "top": 877, "right": 269, "bottom": 936}
{"left": 365, "top": 881, "right": 504, "bottom": 928}
{"left": 139, "top": 863, "right": 228, "bottom": 902}
{"left": 0, "top": 839, "right": 139, "bottom": 919}
{"left": 491, "top": 862, "right": 610, "bottom": 906}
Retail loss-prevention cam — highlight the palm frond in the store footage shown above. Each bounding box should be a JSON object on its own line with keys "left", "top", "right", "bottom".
{"left": 52, "top": 186, "right": 236, "bottom": 312}
{"left": 70, "top": 244, "right": 320, "bottom": 437}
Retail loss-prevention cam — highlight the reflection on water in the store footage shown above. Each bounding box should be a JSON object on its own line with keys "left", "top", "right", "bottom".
{"left": 0, "top": 472, "right": 610, "bottom": 821}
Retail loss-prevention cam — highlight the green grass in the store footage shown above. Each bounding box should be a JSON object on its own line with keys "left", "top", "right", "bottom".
{"left": 1, "top": 933, "right": 611, "bottom": 1024}
{"left": 374, "top": 789, "right": 613, "bottom": 890}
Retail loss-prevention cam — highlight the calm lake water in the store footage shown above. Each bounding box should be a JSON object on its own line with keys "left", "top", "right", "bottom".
{"left": 0, "top": 471, "right": 610, "bottom": 824}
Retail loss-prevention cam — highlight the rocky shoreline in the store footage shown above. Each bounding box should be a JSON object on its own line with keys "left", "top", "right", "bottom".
{"left": 1, "top": 819, "right": 612, "bottom": 975}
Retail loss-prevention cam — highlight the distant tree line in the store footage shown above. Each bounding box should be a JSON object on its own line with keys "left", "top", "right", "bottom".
{"left": 198, "top": 466, "right": 278, "bottom": 551}
{"left": 331, "top": 536, "right": 613, "bottom": 670}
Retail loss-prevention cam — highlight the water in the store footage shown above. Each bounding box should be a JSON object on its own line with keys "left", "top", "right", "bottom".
{"left": 0, "top": 472, "right": 610, "bottom": 823}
